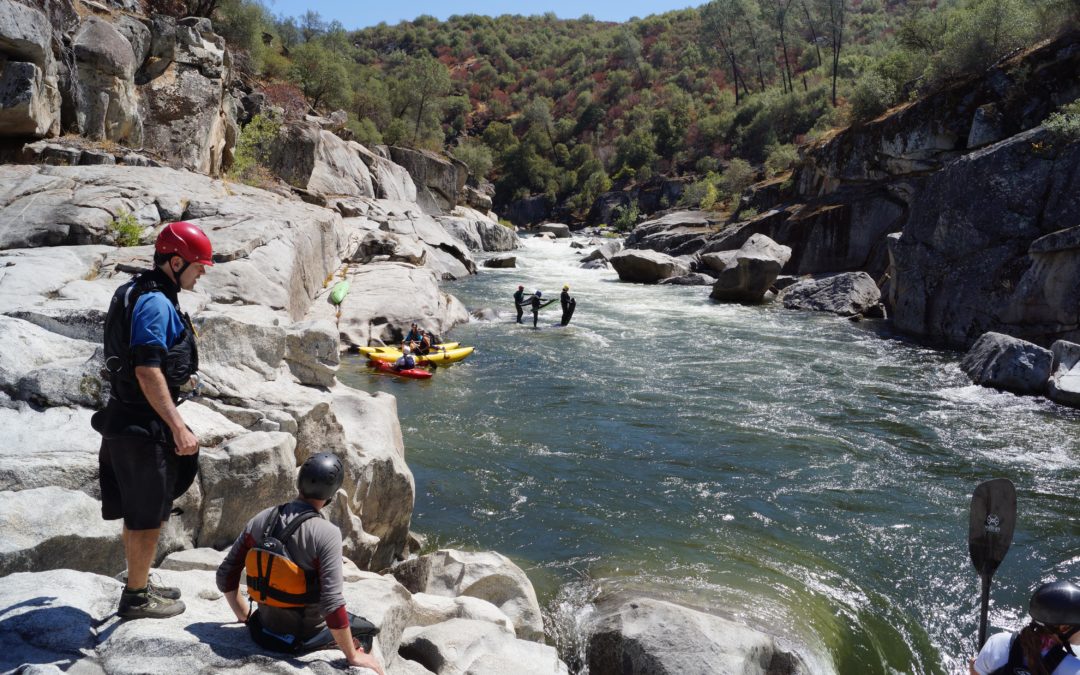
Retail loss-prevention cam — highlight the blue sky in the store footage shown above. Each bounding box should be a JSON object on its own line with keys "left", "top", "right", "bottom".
{"left": 264, "top": 1, "right": 699, "bottom": 30}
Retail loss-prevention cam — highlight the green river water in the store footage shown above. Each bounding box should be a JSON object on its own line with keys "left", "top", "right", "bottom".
{"left": 338, "top": 237, "right": 1080, "bottom": 674}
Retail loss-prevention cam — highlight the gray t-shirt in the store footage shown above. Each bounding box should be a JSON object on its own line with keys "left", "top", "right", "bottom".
{"left": 216, "top": 499, "right": 347, "bottom": 623}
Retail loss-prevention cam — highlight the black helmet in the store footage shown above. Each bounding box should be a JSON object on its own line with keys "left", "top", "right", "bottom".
{"left": 298, "top": 453, "right": 344, "bottom": 501}
{"left": 1030, "top": 581, "right": 1080, "bottom": 626}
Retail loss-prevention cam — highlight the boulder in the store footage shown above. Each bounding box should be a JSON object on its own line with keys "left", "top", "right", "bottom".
{"left": 410, "top": 593, "right": 515, "bottom": 634}
{"left": 1047, "top": 340, "right": 1080, "bottom": 408}
{"left": 483, "top": 255, "right": 516, "bottom": 269}
{"left": 329, "top": 384, "right": 413, "bottom": 571}
{"left": 285, "top": 319, "right": 340, "bottom": 388}
{"left": 610, "top": 249, "right": 690, "bottom": 284}
{"left": 581, "top": 240, "right": 622, "bottom": 263}
{"left": 580, "top": 259, "right": 609, "bottom": 270}
{"left": 780, "top": 272, "right": 881, "bottom": 315}
{"left": 538, "top": 223, "right": 571, "bottom": 238}
{"left": 195, "top": 431, "right": 297, "bottom": 549}
{"left": 269, "top": 122, "right": 375, "bottom": 199}
{"left": 586, "top": 596, "right": 808, "bottom": 675}
{"left": 0, "top": 1, "right": 61, "bottom": 138}
{"left": 707, "top": 234, "right": 792, "bottom": 303}
{"left": 660, "top": 273, "right": 714, "bottom": 286}
{"left": 438, "top": 207, "right": 520, "bottom": 252}
{"left": 182, "top": 400, "right": 249, "bottom": 448}
{"left": 0, "top": 486, "right": 123, "bottom": 576}
{"left": 307, "top": 262, "right": 468, "bottom": 350}
{"left": 388, "top": 147, "right": 466, "bottom": 214}
{"left": 0, "top": 314, "right": 97, "bottom": 391}
{"left": 623, "top": 211, "right": 715, "bottom": 256}
{"left": 14, "top": 347, "right": 106, "bottom": 409}
{"left": 399, "top": 619, "right": 568, "bottom": 675}
{"left": 356, "top": 143, "right": 417, "bottom": 203}
{"left": 0, "top": 403, "right": 100, "bottom": 495}
{"left": 193, "top": 306, "right": 288, "bottom": 399}
{"left": 71, "top": 17, "right": 141, "bottom": 144}
{"left": 960, "top": 332, "right": 1054, "bottom": 395}
{"left": 159, "top": 546, "right": 226, "bottom": 572}
{"left": 391, "top": 549, "right": 544, "bottom": 642}
{"left": 346, "top": 228, "right": 427, "bottom": 267}
{"left": 138, "top": 18, "right": 234, "bottom": 174}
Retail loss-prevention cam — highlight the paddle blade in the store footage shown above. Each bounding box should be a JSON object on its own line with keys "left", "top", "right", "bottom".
{"left": 968, "top": 478, "right": 1017, "bottom": 576}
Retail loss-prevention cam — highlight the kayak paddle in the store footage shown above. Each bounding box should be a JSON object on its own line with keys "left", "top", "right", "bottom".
{"left": 968, "top": 477, "right": 1017, "bottom": 648}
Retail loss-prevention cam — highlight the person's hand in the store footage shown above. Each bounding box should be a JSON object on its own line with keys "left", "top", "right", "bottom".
{"left": 173, "top": 425, "right": 199, "bottom": 456}
{"left": 346, "top": 648, "right": 384, "bottom": 674}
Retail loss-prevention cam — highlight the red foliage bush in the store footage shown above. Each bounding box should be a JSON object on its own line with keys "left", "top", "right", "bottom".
{"left": 262, "top": 82, "right": 308, "bottom": 120}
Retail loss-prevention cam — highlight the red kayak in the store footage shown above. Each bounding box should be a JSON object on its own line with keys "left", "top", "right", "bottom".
{"left": 368, "top": 358, "right": 432, "bottom": 379}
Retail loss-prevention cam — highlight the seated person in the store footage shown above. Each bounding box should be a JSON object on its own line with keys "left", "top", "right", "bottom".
{"left": 394, "top": 346, "right": 416, "bottom": 371}
{"left": 216, "top": 453, "right": 385, "bottom": 674}
{"left": 402, "top": 323, "right": 423, "bottom": 350}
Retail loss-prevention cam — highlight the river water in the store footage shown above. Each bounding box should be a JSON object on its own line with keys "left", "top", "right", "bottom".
{"left": 339, "top": 237, "right": 1080, "bottom": 674}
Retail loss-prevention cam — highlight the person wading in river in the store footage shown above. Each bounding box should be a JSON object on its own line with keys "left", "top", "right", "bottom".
{"left": 970, "top": 580, "right": 1080, "bottom": 675}
{"left": 513, "top": 285, "right": 525, "bottom": 324}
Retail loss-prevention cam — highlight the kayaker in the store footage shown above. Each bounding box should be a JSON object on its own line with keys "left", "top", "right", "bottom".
{"left": 513, "top": 285, "right": 526, "bottom": 324}
{"left": 560, "top": 284, "right": 574, "bottom": 326}
{"left": 969, "top": 580, "right": 1080, "bottom": 675}
{"left": 402, "top": 323, "right": 423, "bottom": 349}
{"left": 529, "top": 290, "right": 542, "bottom": 328}
{"left": 393, "top": 346, "right": 417, "bottom": 371}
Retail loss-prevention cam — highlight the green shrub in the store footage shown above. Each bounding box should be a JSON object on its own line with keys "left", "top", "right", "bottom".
{"left": 764, "top": 144, "right": 799, "bottom": 176}
{"left": 699, "top": 183, "right": 719, "bottom": 210}
{"left": 612, "top": 203, "right": 640, "bottom": 231}
{"left": 849, "top": 71, "right": 897, "bottom": 123}
{"left": 1045, "top": 100, "right": 1080, "bottom": 143}
{"left": 346, "top": 116, "right": 383, "bottom": 146}
{"left": 230, "top": 112, "right": 281, "bottom": 184}
{"left": 452, "top": 139, "right": 494, "bottom": 182}
{"left": 718, "top": 158, "right": 755, "bottom": 199}
{"left": 109, "top": 209, "right": 143, "bottom": 247}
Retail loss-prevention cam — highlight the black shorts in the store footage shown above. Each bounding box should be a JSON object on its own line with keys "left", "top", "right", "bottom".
{"left": 99, "top": 436, "right": 179, "bottom": 530}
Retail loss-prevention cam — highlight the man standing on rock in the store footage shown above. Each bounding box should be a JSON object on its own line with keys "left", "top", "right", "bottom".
{"left": 513, "top": 285, "right": 526, "bottom": 324}
{"left": 94, "top": 221, "right": 213, "bottom": 620}
{"left": 216, "top": 453, "right": 385, "bottom": 674}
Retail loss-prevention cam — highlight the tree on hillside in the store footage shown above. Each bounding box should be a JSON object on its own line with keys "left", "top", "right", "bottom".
{"left": 815, "top": 0, "right": 847, "bottom": 105}
{"left": 702, "top": 0, "right": 757, "bottom": 104}
{"left": 288, "top": 42, "right": 350, "bottom": 111}
{"left": 389, "top": 55, "right": 453, "bottom": 147}
{"left": 761, "top": 0, "right": 797, "bottom": 93}
{"left": 799, "top": 0, "right": 824, "bottom": 68}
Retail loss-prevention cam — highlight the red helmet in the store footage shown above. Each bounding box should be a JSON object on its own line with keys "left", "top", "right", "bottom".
{"left": 155, "top": 221, "right": 214, "bottom": 266}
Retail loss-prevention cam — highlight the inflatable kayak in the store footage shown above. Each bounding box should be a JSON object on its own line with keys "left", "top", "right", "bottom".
{"left": 369, "top": 346, "right": 474, "bottom": 365}
{"left": 359, "top": 342, "right": 459, "bottom": 356}
{"left": 368, "top": 358, "right": 432, "bottom": 379}
{"left": 329, "top": 281, "right": 350, "bottom": 305}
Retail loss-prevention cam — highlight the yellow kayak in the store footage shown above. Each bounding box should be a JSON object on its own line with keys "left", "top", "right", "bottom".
{"left": 359, "top": 342, "right": 459, "bottom": 355}
{"left": 368, "top": 346, "right": 474, "bottom": 365}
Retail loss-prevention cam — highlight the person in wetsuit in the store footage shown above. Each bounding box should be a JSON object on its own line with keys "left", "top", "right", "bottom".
{"left": 529, "top": 290, "right": 542, "bottom": 328}
{"left": 95, "top": 221, "right": 213, "bottom": 620}
{"left": 513, "top": 285, "right": 526, "bottom": 324}
{"left": 560, "top": 284, "right": 575, "bottom": 326}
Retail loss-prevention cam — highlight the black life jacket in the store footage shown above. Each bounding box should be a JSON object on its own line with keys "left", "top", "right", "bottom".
{"left": 245, "top": 505, "right": 321, "bottom": 609}
{"left": 989, "top": 634, "right": 1069, "bottom": 675}
{"left": 102, "top": 268, "right": 199, "bottom": 409}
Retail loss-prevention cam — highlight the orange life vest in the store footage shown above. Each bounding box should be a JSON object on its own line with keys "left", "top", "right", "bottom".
{"left": 244, "top": 506, "right": 320, "bottom": 609}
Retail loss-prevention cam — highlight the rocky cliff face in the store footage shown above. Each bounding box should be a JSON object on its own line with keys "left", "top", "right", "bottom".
{"left": 620, "top": 31, "right": 1080, "bottom": 348}
{"left": 0, "top": 0, "right": 238, "bottom": 174}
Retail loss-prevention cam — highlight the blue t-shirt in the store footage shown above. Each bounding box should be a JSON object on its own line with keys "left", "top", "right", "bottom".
{"left": 130, "top": 292, "right": 185, "bottom": 367}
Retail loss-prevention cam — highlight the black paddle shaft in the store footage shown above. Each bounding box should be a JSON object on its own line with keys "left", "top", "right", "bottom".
{"left": 968, "top": 478, "right": 1017, "bottom": 648}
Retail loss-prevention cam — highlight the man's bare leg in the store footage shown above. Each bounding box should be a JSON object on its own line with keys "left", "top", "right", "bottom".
{"left": 123, "top": 525, "right": 160, "bottom": 590}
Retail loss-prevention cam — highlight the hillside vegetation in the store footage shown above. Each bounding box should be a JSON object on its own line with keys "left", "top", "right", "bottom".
{"left": 164, "top": 0, "right": 1078, "bottom": 219}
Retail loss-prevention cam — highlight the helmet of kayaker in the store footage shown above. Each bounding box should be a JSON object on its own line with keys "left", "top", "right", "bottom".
{"left": 517, "top": 285, "right": 524, "bottom": 290}
{"left": 1030, "top": 581, "right": 1080, "bottom": 626}
{"left": 155, "top": 221, "right": 214, "bottom": 266}
{"left": 563, "top": 284, "right": 570, "bottom": 290}
{"left": 403, "top": 345, "right": 412, "bottom": 354}
{"left": 297, "top": 452, "right": 344, "bottom": 501}
{"left": 535, "top": 290, "right": 542, "bottom": 297}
